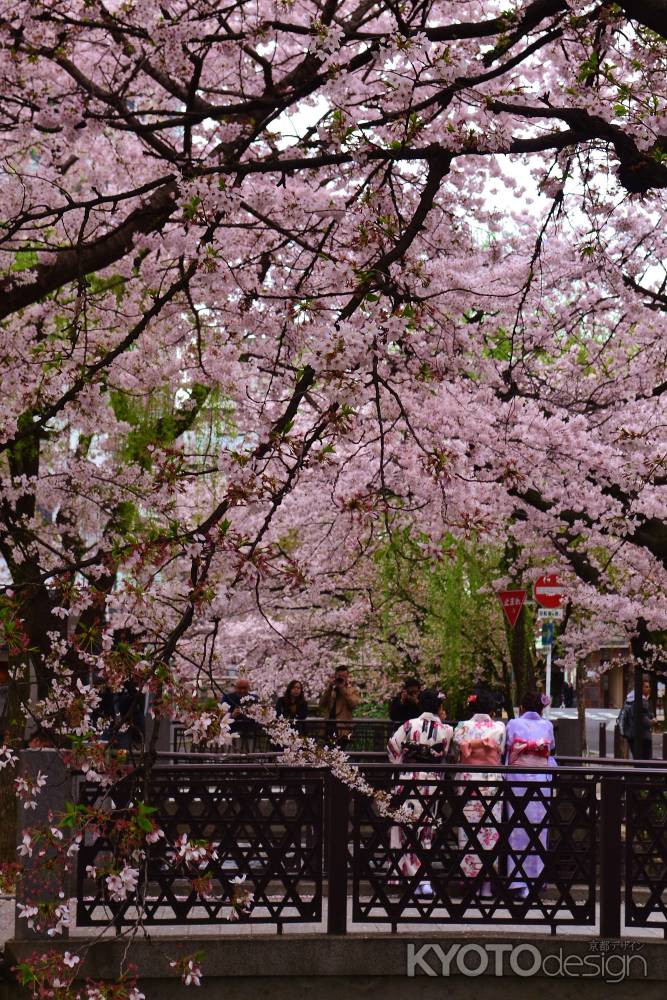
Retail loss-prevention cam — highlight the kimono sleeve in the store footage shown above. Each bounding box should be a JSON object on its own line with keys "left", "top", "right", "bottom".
{"left": 494, "top": 721, "right": 507, "bottom": 754}
{"left": 452, "top": 720, "right": 470, "bottom": 759}
{"left": 387, "top": 720, "right": 410, "bottom": 761}
{"left": 453, "top": 720, "right": 468, "bottom": 746}
{"left": 429, "top": 722, "right": 450, "bottom": 761}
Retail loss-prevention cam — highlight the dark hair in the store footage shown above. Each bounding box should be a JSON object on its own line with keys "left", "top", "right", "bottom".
{"left": 403, "top": 677, "right": 421, "bottom": 690}
{"left": 283, "top": 679, "right": 306, "bottom": 706}
{"left": 420, "top": 688, "right": 446, "bottom": 715}
{"left": 520, "top": 691, "right": 544, "bottom": 715}
{"left": 467, "top": 689, "right": 495, "bottom": 716}
{"left": 26, "top": 725, "right": 57, "bottom": 748}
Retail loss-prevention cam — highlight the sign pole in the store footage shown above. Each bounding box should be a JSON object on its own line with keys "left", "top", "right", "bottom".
{"left": 534, "top": 574, "right": 564, "bottom": 719}
{"left": 545, "top": 643, "right": 552, "bottom": 719}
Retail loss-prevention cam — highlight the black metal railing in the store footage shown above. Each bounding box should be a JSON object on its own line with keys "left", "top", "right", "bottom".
{"left": 75, "top": 761, "right": 667, "bottom": 936}
{"left": 77, "top": 766, "right": 324, "bottom": 929}
{"left": 347, "top": 764, "right": 597, "bottom": 931}
{"left": 625, "top": 772, "right": 667, "bottom": 932}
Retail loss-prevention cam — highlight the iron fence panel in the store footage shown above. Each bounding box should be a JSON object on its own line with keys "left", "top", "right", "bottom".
{"left": 350, "top": 765, "right": 597, "bottom": 928}
{"left": 73, "top": 760, "right": 667, "bottom": 936}
{"left": 77, "top": 766, "right": 324, "bottom": 928}
{"left": 625, "top": 773, "right": 667, "bottom": 933}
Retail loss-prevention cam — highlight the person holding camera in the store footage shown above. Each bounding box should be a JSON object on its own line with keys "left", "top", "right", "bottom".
{"left": 318, "top": 666, "right": 360, "bottom": 745}
{"left": 389, "top": 677, "right": 422, "bottom": 723}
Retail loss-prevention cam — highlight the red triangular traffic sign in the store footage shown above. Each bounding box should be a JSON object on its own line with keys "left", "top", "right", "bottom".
{"left": 497, "top": 589, "right": 526, "bottom": 628}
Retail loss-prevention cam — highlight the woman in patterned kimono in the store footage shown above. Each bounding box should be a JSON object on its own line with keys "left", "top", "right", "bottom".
{"left": 453, "top": 691, "right": 506, "bottom": 897}
{"left": 387, "top": 689, "right": 453, "bottom": 897}
{"left": 504, "top": 692, "right": 556, "bottom": 899}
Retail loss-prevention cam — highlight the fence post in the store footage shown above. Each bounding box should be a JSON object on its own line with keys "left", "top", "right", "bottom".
{"left": 554, "top": 716, "right": 582, "bottom": 757}
{"left": 599, "top": 774, "right": 623, "bottom": 938}
{"left": 598, "top": 723, "right": 606, "bottom": 759}
{"left": 15, "top": 749, "right": 72, "bottom": 941}
{"left": 613, "top": 723, "right": 623, "bottom": 759}
{"left": 326, "top": 773, "right": 349, "bottom": 934}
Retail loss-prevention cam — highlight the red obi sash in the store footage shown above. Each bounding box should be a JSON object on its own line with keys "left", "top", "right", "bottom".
{"left": 508, "top": 738, "right": 550, "bottom": 766}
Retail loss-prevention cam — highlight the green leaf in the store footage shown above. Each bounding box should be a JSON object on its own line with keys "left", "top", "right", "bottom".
{"left": 183, "top": 195, "right": 201, "bottom": 220}
{"left": 60, "top": 801, "right": 85, "bottom": 829}
{"left": 134, "top": 801, "right": 158, "bottom": 832}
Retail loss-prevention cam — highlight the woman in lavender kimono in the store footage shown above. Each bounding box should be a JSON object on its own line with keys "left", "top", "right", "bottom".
{"left": 387, "top": 689, "right": 453, "bottom": 897}
{"left": 504, "top": 692, "right": 556, "bottom": 900}
{"left": 453, "top": 691, "right": 506, "bottom": 896}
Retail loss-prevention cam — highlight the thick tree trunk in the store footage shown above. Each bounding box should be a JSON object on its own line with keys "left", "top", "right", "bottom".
{"left": 508, "top": 603, "right": 536, "bottom": 700}
{"left": 0, "top": 767, "right": 16, "bottom": 864}
{"left": 0, "top": 663, "right": 28, "bottom": 863}
{"left": 576, "top": 664, "right": 587, "bottom": 754}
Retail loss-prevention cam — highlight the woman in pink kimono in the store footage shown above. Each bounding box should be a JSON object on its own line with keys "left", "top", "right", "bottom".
{"left": 387, "top": 689, "right": 453, "bottom": 897}
{"left": 504, "top": 692, "right": 556, "bottom": 899}
{"left": 453, "top": 691, "right": 506, "bottom": 896}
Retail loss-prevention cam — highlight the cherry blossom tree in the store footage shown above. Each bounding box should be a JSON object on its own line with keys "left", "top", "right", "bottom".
{"left": 0, "top": 0, "right": 665, "bottom": 978}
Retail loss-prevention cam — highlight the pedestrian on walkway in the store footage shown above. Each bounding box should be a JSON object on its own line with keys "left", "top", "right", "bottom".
{"left": 388, "top": 677, "right": 422, "bottom": 723}
{"left": 618, "top": 676, "right": 654, "bottom": 760}
{"left": 453, "top": 690, "right": 506, "bottom": 898}
{"left": 318, "top": 666, "right": 359, "bottom": 746}
{"left": 222, "top": 676, "right": 261, "bottom": 750}
{"left": 275, "top": 680, "right": 308, "bottom": 725}
{"left": 504, "top": 692, "right": 556, "bottom": 900}
{"left": 387, "top": 689, "right": 453, "bottom": 897}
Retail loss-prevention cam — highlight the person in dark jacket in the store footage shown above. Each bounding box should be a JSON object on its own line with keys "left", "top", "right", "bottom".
{"left": 221, "top": 676, "right": 262, "bottom": 750}
{"left": 275, "top": 680, "right": 308, "bottom": 723}
{"left": 222, "top": 677, "right": 259, "bottom": 727}
{"left": 94, "top": 680, "right": 145, "bottom": 750}
{"left": 618, "top": 676, "right": 654, "bottom": 759}
{"left": 388, "top": 678, "right": 422, "bottom": 723}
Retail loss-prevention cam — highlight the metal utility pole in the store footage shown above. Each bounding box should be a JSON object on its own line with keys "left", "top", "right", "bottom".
{"left": 631, "top": 618, "right": 650, "bottom": 760}
{"left": 542, "top": 621, "right": 554, "bottom": 718}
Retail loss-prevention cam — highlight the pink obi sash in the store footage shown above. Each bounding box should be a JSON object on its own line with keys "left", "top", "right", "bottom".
{"left": 459, "top": 736, "right": 502, "bottom": 766}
